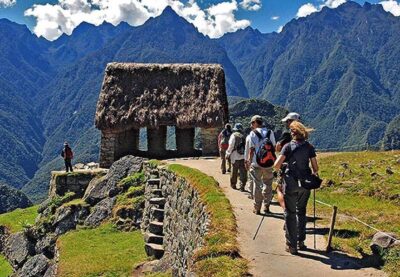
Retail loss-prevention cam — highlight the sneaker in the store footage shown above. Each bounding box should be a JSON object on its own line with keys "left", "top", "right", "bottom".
{"left": 298, "top": 241, "right": 307, "bottom": 250}
{"left": 222, "top": 170, "right": 226, "bottom": 174}
{"left": 285, "top": 244, "right": 298, "bottom": 255}
{"left": 253, "top": 208, "right": 261, "bottom": 215}
{"left": 227, "top": 169, "right": 231, "bottom": 173}
{"left": 263, "top": 205, "right": 271, "bottom": 214}
{"left": 231, "top": 184, "right": 236, "bottom": 189}
{"left": 240, "top": 186, "right": 245, "bottom": 192}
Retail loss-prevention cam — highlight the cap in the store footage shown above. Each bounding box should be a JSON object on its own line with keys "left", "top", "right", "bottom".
{"left": 233, "top": 123, "right": 243, "bottom": 132}
{"left": 250, "top": 115, "right": 263, "bottom": 123}
{"left": 281, "top": 112, "right": 300, "bottom": 122}
{"left": 64, "top": 141, "right": 69, "bottom": 146}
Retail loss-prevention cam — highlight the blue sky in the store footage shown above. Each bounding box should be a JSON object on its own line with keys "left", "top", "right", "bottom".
{"left": 0, "top": 0, "right": 392, "bottom": 40}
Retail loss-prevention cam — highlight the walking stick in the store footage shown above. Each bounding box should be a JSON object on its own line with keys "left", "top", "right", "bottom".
{"left": 313, "top": 189, "right": 316, "bottom": 249}
{"left": 253, "top": 215, "right": 265, "bottom": 240}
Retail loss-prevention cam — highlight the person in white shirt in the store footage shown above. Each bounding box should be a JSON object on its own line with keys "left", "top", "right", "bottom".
{"left": 226, "top": 123, "right": 247, "bottom": 191}
{"left": 245, "top": 115, "right": 276, "bottom": 215}
{"left": 244, "top": 124, "right": 255, "bottom": 199}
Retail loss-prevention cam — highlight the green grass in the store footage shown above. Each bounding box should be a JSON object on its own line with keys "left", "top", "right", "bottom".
{"left": 0, "top": 254, "right": 12, "bottom": 277}
{"left": 57, "top": 223, "right": 147, "bottom": 277}
{"left": 167, "top": 164, "right": 248, "bottom": 276}
{"left": 0, "top": 205, "right": 38, "bottom": 233}
{"left": 315, "top": 151, "right": 400, "bottom": 276}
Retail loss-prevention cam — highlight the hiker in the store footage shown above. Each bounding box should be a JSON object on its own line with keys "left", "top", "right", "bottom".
{"left": 276, "top": 112, "right": 300, "bottom": 152}
{"left": 276, "top": 112, "right": 300, "bottom": 209}
{"left": 61, "top": 142, "right": 74, "bottom": 172}
{"left": 245, "top": 115, "right": 276, "bottom": 215}
{"left": 218, "top": 123, "right": 232, "bottom": 174}
{"left": 273, "top": 121, "right": 319, "bottom": 255}
{"left": 226, "top": 123, "right": 247, "bottom": 191}
{"left": 244, "top": 121, "right": 255, "bottom": 199}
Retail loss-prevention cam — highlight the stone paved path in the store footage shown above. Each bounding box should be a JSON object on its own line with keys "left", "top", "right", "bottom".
{"left": 167, "top": 158, "right": 386, "bottom": 277}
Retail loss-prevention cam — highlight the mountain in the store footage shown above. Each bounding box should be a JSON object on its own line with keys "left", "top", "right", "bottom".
{"left": 229, "top": 2, "right": 400, "bottom": 149}
{"left": 0, "top": 184, "right": 32, "bottom": 214}
{"left": 0, "top": 19, "right": 48, "bottom": 188}
{"left": 1, "top": 2, "right": 400, "bottom": 203}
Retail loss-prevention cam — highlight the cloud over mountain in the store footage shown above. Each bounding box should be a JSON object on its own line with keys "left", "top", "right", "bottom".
{"left": 25, "top": 0, "right": 255, "bottom": 40}
{"left": 380, "top": 0, "right": 400, "bottom": 16}
{"left": 0, "top": 0, "right": 16, "bottom": 8}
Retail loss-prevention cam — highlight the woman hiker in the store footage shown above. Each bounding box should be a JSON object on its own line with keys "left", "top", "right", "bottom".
{"left": 273, "top": 121, "right": 319, "bottom": 255}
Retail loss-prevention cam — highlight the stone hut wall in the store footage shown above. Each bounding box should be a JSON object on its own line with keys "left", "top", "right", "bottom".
{"left": 142, "top": 163, "right": 210, "bottom": 276}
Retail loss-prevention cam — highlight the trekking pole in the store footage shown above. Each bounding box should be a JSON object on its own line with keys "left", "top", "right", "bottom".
{"left": 253, "top": 215, "right": 265, "bottom": 240}
{"left": 313, "top": 189, "right": 316, "bottom": 249}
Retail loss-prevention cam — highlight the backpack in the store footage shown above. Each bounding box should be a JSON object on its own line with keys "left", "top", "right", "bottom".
{"left": 254, "top": 129, "right": 276, "bottom": 168}
{"left": 233, "top": 132, "right": 245, "bottom": 155}
{"left": 220, "top": 129, "right": 231, "bottom": 150}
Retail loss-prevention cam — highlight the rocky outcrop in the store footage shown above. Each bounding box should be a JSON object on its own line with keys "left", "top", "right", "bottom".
{"left": 84, "top": 156, "right": 145, "bottom": 205}
{"left": 0, "top": 184, "right": 32, "bottom": 214}
{"left": 1, "top": 155, "right": 147, "bottom": 276}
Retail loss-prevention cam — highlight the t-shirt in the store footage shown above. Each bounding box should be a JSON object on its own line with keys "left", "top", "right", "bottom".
{"left": 281, "top": 140, "right": 316, "bottom": 179}
{"left": 249, "top": 127, "right": 276, "bottom": 166}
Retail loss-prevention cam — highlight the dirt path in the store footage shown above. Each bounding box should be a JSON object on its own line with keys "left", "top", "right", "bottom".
{"left": 166, "top": 158, "right": 385, "bottom": 277}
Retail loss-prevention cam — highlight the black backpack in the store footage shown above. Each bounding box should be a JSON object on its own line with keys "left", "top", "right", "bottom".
{"left": 254, "top": 129, "right": 276, "bottom": 168}
{"left": 220, "top": 129, "right": 231, "bottom": 145}
{"left": 233, "top": 132, "right": 245, "bottom": 155}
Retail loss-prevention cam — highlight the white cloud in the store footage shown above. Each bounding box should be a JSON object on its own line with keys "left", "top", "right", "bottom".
{"left": 271, "top": 16, "right": 279, "bottom": 20}
{"left": 324, "top": 0, "right": 347, "bottom": 9}
{"left": 240, "top": 0, "right": 261, "bottom": 11}
{"left": 296, "top": 3, "right": 318, "bottom": 18}
{"left": 277, "top": 25, "right": 283, "bottom": 33}
{"left": 380, "top": 0, "right": 400, "bottom": 16}
{"left": 296, "top": 0, "right": 347, "bottom": 18}
{"left": 0, "top": 0, "right": 16, "bottom": 8}
{"left": 25, "top": 0, "right": 255, "bottom": 41}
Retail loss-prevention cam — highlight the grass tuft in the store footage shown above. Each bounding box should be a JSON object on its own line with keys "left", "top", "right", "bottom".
{"left": 0, "top": 205, "right": 38, "bottom": 233}
{"left": 0, "top": 254, "right": 12, "bottom": 277}
{"left": 57, "top": 223, "right": 148, "bottom": 277}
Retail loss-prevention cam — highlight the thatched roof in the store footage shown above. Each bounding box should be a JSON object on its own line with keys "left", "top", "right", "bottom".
{"left": 95, "top": 63, "right": 229, "bottom": 131}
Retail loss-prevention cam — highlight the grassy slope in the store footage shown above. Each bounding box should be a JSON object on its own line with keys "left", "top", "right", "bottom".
{"left": 56, "top": 223, "right": 147, "bottom": 277}
{"left": 0, "top": 255, "right": 12, "bottom": 277}
{"left": 316, "top": 151, "right": 400, "bottom": 275}
{"left": 0, "top": 205, "right": 38, "bottom": 233}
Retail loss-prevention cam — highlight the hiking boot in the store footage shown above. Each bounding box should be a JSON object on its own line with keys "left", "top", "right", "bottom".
{"left": 248, "top": 195, "right": 253, "bottom": 200}
{"left": 298, "top": 241, "right": 307, "bottom": 250}
{"left": 240, "top": 186, "right": 245, "bottom": 192}
{"left": 285, "top": 244, "right": 298, "bottom": 255}
{"left": 227, "top": 169, "right": 231, "bottom": 173}
{"left": 231, "top": 184, "right": 236, "bottom": 190}
{"left": 253, "top": 208, "right": 261, "bottom": 215}
{"left": 263, "top": 205, "right": 271, "bottom": 214}
{"left": 222, "top": 170, "right": 226, "bottom": 174}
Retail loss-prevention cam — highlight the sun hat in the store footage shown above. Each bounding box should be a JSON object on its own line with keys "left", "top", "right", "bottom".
{"left": 281, "top": 112, "right": 300, "bottom": 122}
{"left": 233, "top": 123, "right": 244, "bottom": 132}
{"left": 250, "top": 115, "right": 263, "bottom": 123}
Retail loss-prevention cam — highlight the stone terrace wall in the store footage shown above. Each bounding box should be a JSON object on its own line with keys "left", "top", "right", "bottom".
{"left": 142, "top": 164, "right": 210, "bottom": 276}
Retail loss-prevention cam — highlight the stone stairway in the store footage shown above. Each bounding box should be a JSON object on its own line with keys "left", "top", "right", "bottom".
{"left": 144, "top": 178, "right": 165, "bottom": 259}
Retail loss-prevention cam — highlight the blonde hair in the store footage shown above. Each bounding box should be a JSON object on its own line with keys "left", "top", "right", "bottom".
{"left": 289, "top": 121, "right": 314, "bottom": 140}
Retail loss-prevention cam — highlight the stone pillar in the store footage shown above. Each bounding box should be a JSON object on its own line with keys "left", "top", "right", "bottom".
{"left": 115, "top": 128, "right": 140, "bottom": 160}
{"left": 176, "top": 127, "right": 195, "bottom": 156}
{"left": 201, "top": 127, "right": 220, "bottom": 156}
{"left": 99, "top": 132, "right": 117, "bottom": 168}
{"left": 147, "top": 126, "right": 167, "bottom": 158}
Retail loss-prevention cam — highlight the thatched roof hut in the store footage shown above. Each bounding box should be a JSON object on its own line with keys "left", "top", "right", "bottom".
{"left": 95, "top": 63, "right": 228, "bottom": 132}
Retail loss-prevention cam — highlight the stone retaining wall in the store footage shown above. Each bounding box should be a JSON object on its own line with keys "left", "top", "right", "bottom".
{"left": 142, "top": 163, "right": 210, "bottom": 276}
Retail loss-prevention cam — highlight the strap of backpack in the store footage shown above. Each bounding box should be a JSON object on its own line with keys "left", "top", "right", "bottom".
{"left": 267, "top": 129, "right": 271, "bottom": 141}
{"left": 253, "top": 129, "right": 263, "bottom": 141}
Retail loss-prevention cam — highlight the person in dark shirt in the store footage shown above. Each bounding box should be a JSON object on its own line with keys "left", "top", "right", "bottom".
{"left": 61, "top": 142, "right": 74, "bottom": 172}
{"left": 274, "top": 121, "right": 318, "bottom": 255}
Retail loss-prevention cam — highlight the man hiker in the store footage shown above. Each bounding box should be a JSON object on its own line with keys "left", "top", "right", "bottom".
{"left": 276, "top": 112, "right": 300, "bottom": 152}
{"left": 218, "top": 123, "right": 232, "bottom": 174}
{"left": 245, "top": 121, "right": 255, "bottom": 199}
{"left": 245, "top": 115, "right": 276, "bottom": 215}
{"left": 226, "top": 123, "right": 247, "bottom": 191}
{"left": 61, "top": 142, "right": 74, "bottom": 172}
